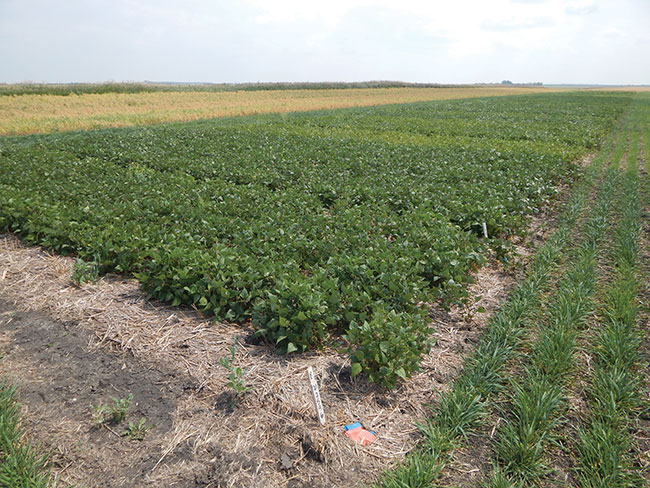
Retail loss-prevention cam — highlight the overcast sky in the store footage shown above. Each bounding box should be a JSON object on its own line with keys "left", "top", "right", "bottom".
{"left": 1, "top": 0, "right": 648, "bottom": 85}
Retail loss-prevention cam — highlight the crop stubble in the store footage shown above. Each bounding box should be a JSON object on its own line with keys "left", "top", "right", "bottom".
{"left": 0, "top": 86, "right": 555, "bottom": 135}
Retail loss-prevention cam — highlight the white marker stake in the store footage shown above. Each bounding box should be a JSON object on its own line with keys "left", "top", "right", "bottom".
{"left": 307, "top": 366, "right": 326, "bottom": 425}
{"left": 482, "top": 222, "right": 488, "bottom": 239}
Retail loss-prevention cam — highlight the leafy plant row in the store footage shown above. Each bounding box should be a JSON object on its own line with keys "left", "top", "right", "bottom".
{"left": 575, "top": 97, "right": 647, "bottom": 488}
{"left": 0, "top": 92, "right": 631, "bottom": 385}
{"left": 488, "top": 132, "right": 621, "bottom": 485}
{"left": 374, "top": 103, "right": 619, "bottom": 486}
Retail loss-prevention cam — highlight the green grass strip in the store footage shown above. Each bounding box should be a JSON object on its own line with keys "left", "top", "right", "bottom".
{"left": 488, "top": 128, "right": 623, "bottom": 485}
{"left": 574, "top": 95, "right": 646, "bottom": 488}
{"left": 0, "top": 382, "right": 53, "bottom": 488}
{"left": 372, "top": 106, "right": 622, "bottom": 488}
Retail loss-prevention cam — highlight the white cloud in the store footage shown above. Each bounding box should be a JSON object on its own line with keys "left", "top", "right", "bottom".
{"left": 565, "top": 0, "right": 597, "bottom": 15}
{"left": 482, "top": 16, "right": 555, "bottom": 31}
{"left": 0, "top": 0, "right": 648, "bottom": 84}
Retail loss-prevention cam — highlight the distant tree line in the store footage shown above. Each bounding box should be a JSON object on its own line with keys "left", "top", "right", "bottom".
{"left": 0, "top": 81, "right": 474, "bottom": 97}
{"left": 501, "top": 80, "right": 543, "bottom": 86}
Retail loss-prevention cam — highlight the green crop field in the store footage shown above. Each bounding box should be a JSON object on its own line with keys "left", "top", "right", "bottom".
{"left": 375, "top": 92, "right": 650, "bottom": 487}
{"left": 0, "top": 92, "right": 630, "bottom": 387}
{"left": 2, "top": 90, "right": 649, "bottom": 488}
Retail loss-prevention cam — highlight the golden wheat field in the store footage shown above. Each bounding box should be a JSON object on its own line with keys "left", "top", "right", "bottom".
{"left": 0, "top": 85, "right": 557, "bottom": 135}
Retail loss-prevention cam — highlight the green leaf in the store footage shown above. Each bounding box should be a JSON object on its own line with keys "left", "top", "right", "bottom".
{"left": 286, "top": 342, "right": 298, "bottom": 354}
{"left": 350, "top": 363, "right": 363, "bottom": 376}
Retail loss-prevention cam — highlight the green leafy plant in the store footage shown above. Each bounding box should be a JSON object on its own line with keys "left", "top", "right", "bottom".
{"left": 346, "top": 307, "right": 431, "bottom": 389}
{"left": 122, "top": 417, "right": 152, "bottom": 441}
{"left": 372, "top": 109, "right": 629, "bottom": 487}
{"left": 92, "top": 393, "right": 133, "bottom": 425}
{"left": 91, "top": 403, "right": 110, "bottom": 427}
{"left": 71, "top": 257, "right": 99, "bottom": 285}
{"left": 0, "top": 382, "right": 53, "bottom": 487}
{"left": 219, "top": 338, "right": 249, "bottom": 399}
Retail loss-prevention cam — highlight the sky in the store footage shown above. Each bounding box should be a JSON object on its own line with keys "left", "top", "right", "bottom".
{"left": 0, "top": 0, "right": 648, "bottom": 85}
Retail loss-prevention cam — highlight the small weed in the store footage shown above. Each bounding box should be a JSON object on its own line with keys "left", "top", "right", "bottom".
{"left": 219, "top": 338, "right": 249, "bottom": 401}
{"left": 71, "top": 258, "right": 99, "bottom": 285}
{"left": 91, "top": 403, "right": 110, "bottom": 427}
{"left": 109, "top": 394, "right": 132, "bottom": 423}
{"left": 91, "top": 394, "right": 133, "bottom": 426}
{"left": 122, "top": 418, "right": 152, "bottom": 441}
{"left": 487, "top": 466, "right": 525, "bottom": 488}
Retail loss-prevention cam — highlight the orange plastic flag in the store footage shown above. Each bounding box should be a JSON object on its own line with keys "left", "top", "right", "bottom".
{"left": 344, "top": 423, "right": 376, "bottom": 446}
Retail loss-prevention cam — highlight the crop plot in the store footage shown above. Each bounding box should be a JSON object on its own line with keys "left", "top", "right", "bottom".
{"left": 1, "top": 91, "right": 647, "bottom": 488}
{"left": 0, "top": 92, "right": 630, "bottom": 385}
{"left": 375, "top": 92, "right": 650, "bottom": 488}
{"left": 0, "top": 85, "right": 554, "bottom": 135}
